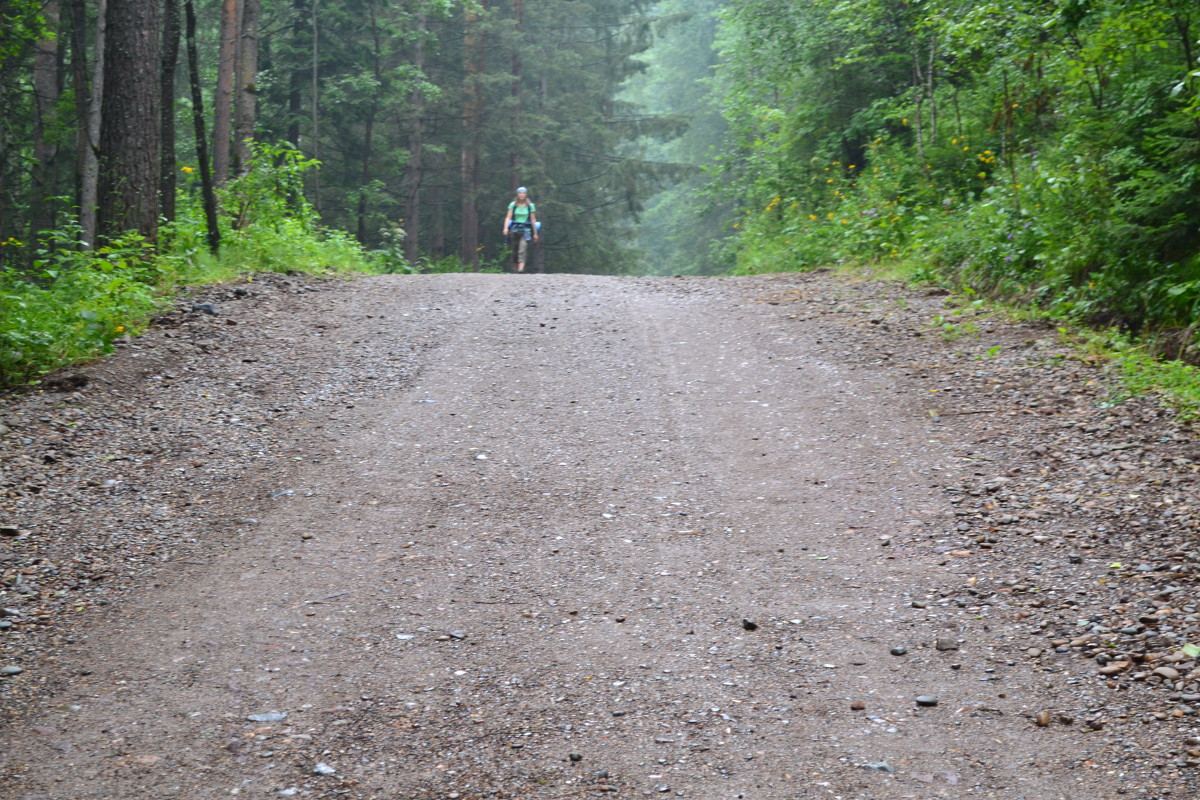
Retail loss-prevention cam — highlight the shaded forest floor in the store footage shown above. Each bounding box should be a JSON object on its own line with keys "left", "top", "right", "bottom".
{"left": 1, "top": 271, "right": 1199, "bottom": 799}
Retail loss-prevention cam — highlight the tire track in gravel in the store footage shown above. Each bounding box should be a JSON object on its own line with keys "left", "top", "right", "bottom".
{"left": 1, "top": 274, "right": 1135, "bottom": 799}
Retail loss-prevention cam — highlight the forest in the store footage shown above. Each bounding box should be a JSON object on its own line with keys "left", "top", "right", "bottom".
{"left": 716, "top": 0, "right": 1200, "bottom": 359}
{"left": 1, "top": 0, "right": 1199, "bottom": 388}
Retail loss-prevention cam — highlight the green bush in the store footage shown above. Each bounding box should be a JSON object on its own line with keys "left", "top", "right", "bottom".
{"left": 1, "top": 142, "right": 376, "bottom": 390}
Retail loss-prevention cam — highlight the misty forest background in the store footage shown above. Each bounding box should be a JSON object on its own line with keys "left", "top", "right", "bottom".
{"left": 1, "top": 0, "right": 1200, "bottom": 391}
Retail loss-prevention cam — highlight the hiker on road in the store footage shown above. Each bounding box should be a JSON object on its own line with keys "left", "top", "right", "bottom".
{"left": 503, "top": 187, "right": 539, "bottom": 273}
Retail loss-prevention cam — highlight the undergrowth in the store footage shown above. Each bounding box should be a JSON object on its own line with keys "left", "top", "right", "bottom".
{"left": 2, "top": 143, "right": 432, "bottom": 391}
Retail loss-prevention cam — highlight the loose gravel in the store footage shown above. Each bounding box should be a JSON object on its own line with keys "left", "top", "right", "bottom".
{"left": 1, "top": 271, "right": 1198, "bottom": 799}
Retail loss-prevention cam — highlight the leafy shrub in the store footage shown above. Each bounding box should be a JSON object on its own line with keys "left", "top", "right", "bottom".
{"left": 1, "top": 142, "right": 376, "bottom": 390}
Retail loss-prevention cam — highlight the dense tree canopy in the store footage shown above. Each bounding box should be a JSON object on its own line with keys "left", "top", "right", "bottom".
{"left": 0, "top": 0, "right": 678, "bottom": 274}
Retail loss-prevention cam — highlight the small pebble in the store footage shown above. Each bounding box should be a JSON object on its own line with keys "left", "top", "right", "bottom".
{"left": 850, "top": 699, "right": 866, "bottom": 711}
{"left": 935, "top": 637, "right": 959, "bottom": 651}
{"left": 890, "top": 646, "right": 907, "bottom": 656}
{"left": 313, "top": 763, "right": 336, "bottom": 776}
{"left": 1035, "top": 711, "right": 1051, "bottom": 727}
{"left": 1, "top": 665, "right": 24, "bottom": 676}
{"left": 569, "top": 753, "right": 582, "bottom": 762}
{"left": 742, "top": 618, "right": 758, "bottom": 631}
{"left": 915, "top": 695, "right": 939, "bottom": 707}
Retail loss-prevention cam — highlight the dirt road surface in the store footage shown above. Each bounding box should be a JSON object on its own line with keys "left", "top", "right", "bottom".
{"left": 2, "top": 274, "right": 1198, "bottom": 799}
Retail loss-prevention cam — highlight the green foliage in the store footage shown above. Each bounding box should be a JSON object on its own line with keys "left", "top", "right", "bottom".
{"left": 0, "top": 0, "right": 50, "bottom": 68}
{"left": 1118, "top": 353, "right": 1200, "bottom": 423}
{"left": 0, "top": 143, "right": 372, "bottom": 391}
{"left": 713, "top": 0, "right": 1200, "bottom": 356}
{"left": 1, "top": 233, "right": 157, "bottom": 387}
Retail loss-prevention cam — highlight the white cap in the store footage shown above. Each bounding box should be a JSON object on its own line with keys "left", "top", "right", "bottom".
{"left": 517, "top": 186, "right": 528, "bottom": 193}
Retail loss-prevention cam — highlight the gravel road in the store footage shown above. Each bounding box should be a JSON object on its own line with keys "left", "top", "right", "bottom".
{"left": 3, "top": 273, "right": 1199, "bottom": 799}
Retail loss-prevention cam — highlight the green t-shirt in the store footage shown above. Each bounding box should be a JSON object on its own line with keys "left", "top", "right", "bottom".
{"left": 509, "top": 201, "right": 536, "bottom": 224}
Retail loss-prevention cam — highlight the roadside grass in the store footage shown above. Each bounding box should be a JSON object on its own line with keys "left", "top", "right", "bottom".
{"left": 0, "top": 235, "right": 501, "bottom": 392}
{"left": 0, "top": 144, "right": 511, "bottom": 393}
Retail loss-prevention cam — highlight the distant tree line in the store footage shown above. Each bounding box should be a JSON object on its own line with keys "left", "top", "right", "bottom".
{"left": 0, "top": 0, "right": 678, "bottom": 274}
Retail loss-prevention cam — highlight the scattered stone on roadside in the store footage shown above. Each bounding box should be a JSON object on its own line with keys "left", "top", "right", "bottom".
{"left": 935, "top": 637, "right": 959, "bottom": 651}
{"left": 191, "top": 302, "right": 219, "bottom": 316}
{"left": 742, "top": 618, "right": 758, "bottom": 631}
{"left": 890, "top": 645, "right": 908, "bottom": 656}
{"left": 851, "top": 699, "right": 867, "bottom": 711}
{"left": 247, "top": 712, "right": 288, "bottom": 723}
{"left": 1, "top": 665, "right": 25, "bottom": 676}
{"left": 916, "top": 695, "right": 939, "bottom": 707}
{"left": 569, "top": 752, "right": 583, "bottom": 762}
{"left": 861, "top": 762, "right": 895, "bottom": 773}
{"left": 1035, "top": 711, "right": 1051, "bottom": 727}
{"left": 0, "top": 525, "right": 20, "bottom": 537}
{"left": 1027, "top": 648, "right": 1043, "bottom": 658}
{"left": 1153, "top": 666, "right": 1181, "bottom": 681}
{"left": 313, "top": 762, "right": 336, "bottom": 776}
{"left": 448, "top": 630, "right": 467, "bottom": 640}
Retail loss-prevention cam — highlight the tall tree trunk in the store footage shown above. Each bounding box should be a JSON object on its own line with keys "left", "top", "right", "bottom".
{"left": 97, "top": 0, "right": 160, "bottom": 242}
{"left": 403, "top": 12, "right": 426, "bottom": 267}
{"left": 79, "top": 0, "right": 105, "bottom": 246}
{"left": 310, "top": 0, "right": 321, "bottom": 214}
{"left": 912, "top": 51, "right": 925, "bottom": 166}
{"left": 185, "top": 0, "right": 219, "bottom": 252}
{"left": 927, "top": 35, "right": 938, "bottom": 146}
{"left": 68, "top": 0, "right": 89, "bottom": 221}
{"left": 160, "top": 0, "right": 181, "bottom": 223}
{"left": 213, "top": 0, "right": 238, "bottom": 184}
{"left": 531, "top": 73, "right": 547, "bottom": 273}
{"left": 509, "top": 0, "right": 522, "bottom": 191}
{"left": 286, "top": 0, "right": 305, "bottom": 147}
{"left": 30, "top": 0, "right": 62, "bottom": 246}
{"left": 431, "top": 180, "right": 444, "bottom": 257}
{"left": 233, "top": 0, "right": 260, "bottom": 175}
{"left": 460, "top": 3, "right": 485, "bottom": 270}
{"left": 355, "top": 0, "right": 380, "bottom": 244}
